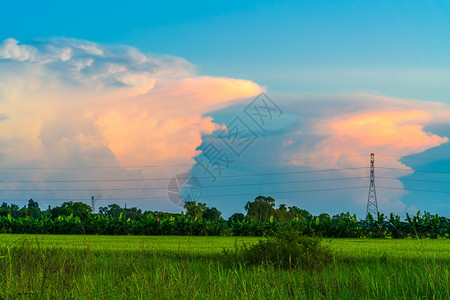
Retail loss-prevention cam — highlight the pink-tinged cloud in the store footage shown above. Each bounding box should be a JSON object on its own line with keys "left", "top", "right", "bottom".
{"left": 321, "top": 109, "right": 447, "bottom": 157}
{"left": 94, "top": 76, "right": 262, "bottom": 166}
{"left": 264, "top": 94, "right": 450, "bottom": 214}
{"left": 282, "top": 95, "right": 449, "bottom": 172}
{"left": 0, "top": 38, "right": 262, "bottom": 209}
{"left": 0, "top": 38, "right": 262, "bottom": 170}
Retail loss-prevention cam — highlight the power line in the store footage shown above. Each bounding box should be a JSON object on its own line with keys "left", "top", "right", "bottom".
{"left": 5, "top": 183, "right": 450, "bottom": 203}
{"left": 378, "top": 176, "right": 450, "bottom": 185}
{"left": 3, "top": 167, "right": 449, "bottom": 189}
{"left": 378, "top": 186, "right": 450, "bottom": 194}
{"left": 377, "top": 167, "right": 450, "bottom": 175}
{"left": 377, "top": 154, "right": 450, "bottom": 161}
{"left": 4, "top": 153, "right": 445, "bottom": 171}
{"left": 239, "top": 154, "right": 368, "bottom": 164}
{"left": 6, "top": 183, "right": 450, "bottom": 202}
{"left": 200, "top": 186, "right": 369, "bottom": 198}
{"left": 2, "top": 152, "right": 450, "bottom": 206}
{"left": 0, "top": 186, "right": 369, "bottom": 202}
{"left": 0, "top": 167, "right": 368, "bottom": 183}
{"left": 0, "top": 154, "right": 370, "bottom": 170}
{"left": 0, "top": 176, "right": 368, "bottom": 192}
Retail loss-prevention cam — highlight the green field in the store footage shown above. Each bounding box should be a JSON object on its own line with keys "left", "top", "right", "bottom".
{"left": 1, "top": 235, "right": 449, "bottom": 299}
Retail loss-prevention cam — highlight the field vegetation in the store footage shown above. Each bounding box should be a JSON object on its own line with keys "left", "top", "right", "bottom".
{"left": 1, "top": 197, "right": 449, "bottom": 238}
{"left": 0, "top": 234, "right": 449, "bottom": 299}
{"left": 1, "top": 196, "right": 449, "bottom": 298}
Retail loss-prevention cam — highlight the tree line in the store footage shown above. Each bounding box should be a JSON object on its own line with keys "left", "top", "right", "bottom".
{"left": 0, "top": 196, "right": 448, "bottom": 238}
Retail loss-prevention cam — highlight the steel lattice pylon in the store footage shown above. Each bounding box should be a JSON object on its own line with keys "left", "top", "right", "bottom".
{"left": 366, "top": 153, "right": 378, "bottom": 218}
{"left": 91, "top": 196, "right": 96, "bottom": 214}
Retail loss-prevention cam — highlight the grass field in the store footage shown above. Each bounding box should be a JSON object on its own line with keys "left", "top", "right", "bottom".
{"left": 0, "top": 235, "right": 449, "bottom": 299}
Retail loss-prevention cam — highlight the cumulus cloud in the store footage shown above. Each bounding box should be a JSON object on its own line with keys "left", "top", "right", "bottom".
{"left": 2, "top": 38, "right": 449, "bottom": 216}
{"left": 284, "top": 95, "right": 449, "bottom": 213}
{"left": 279, "top": 95, "right": 449, "bottom": 169}
{"left": 0, "top": 37, "right": 262, "bottom": 210}
{"left": 0, "top": 37, "right": 197, "bottom": 97}
{"left": 198, "top": 94, "right": 450, "bottom": 217}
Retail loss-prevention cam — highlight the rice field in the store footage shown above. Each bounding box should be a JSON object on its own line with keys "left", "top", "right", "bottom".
{"left": 0, "top": 235, "right": 449, "bottom": 299}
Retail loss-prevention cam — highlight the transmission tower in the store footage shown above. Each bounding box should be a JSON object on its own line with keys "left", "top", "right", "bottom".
{"left": 91, "top": 195, "right": 96, "bottom": 213}
{"left": 366, "top": 153, "right": 378, "bottom": 218}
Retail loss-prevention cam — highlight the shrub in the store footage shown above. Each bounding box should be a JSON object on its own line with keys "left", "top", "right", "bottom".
{"left": 224, "top": 225, "right": 334, "bottom": 270}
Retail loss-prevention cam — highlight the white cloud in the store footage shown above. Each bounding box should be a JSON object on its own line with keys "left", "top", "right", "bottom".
{"left": 0, "top": 38, "right": 37, "bottom": 61}
{"left": 0, "top": 37, "right": 262, "bottom": 211}
{"left": 198, "top": 93, "right": 450, "bottom": 217}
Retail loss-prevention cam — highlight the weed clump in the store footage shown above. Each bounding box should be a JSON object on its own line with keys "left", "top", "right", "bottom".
{"left": 224, "top": 226, "right": 334, "bottom": 270}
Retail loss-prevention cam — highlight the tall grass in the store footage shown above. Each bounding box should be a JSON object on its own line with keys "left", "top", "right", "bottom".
{"left": 0, "top": 235, "right": 449, "bottom": 299}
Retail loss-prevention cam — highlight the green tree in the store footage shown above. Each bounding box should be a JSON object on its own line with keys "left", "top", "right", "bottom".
{"left": 124, "top": 207, "right": 142, "bottom": 220}
{"left": 184, "top": 201, "right": 207, "bottom": 219}
{"left": 244, "top": 195, "right": 276, "bottom": 222}
{"left": 275, "top": 204, "right": 289, "bottom": 222}
{"left": 228, "top": 212, "right": 245, "bottom": 225}
{"left": 203, "top": 207, "right": 222, "bottom": 221}
{"left": 27, "top": 199, "right": 41, "bottom": 218}
{"left": 288, "top": 206, "right": 311, "bottom": 219}
{"left": 105, "top": 204, "right": 124, "bottom": 218}
{"left": 19, "top": 208, "right": 33, "bottom": 218}
{"left": 0, "top": 207, "right": 11, "bottom": 217}
{"left": 51, "top": 201, "right": 92, "bottom": 220}
{"left": 8, "top": 204, "right": 20, "bottom": 218}
{"left": 50, "top": 206, "right": 72, "bottom": 219}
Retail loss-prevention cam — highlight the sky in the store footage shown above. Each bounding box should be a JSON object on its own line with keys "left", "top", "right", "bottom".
{"left": 0, "top": 0, "right": 450, "bottom": 217}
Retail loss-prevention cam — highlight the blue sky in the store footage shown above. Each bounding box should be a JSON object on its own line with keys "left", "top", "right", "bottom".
{"left": 2, "top": 1, "right": 450, "bottom": 99}
{"left": 1, "top": 1, "right": 450, "bottom": 217}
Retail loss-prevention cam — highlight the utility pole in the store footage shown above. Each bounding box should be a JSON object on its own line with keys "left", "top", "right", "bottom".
{"left": 91, "top": 195, "right": 96, "bottom": 213}
{"left": 366, "top": 153, "right": 379, "bottom": 218}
